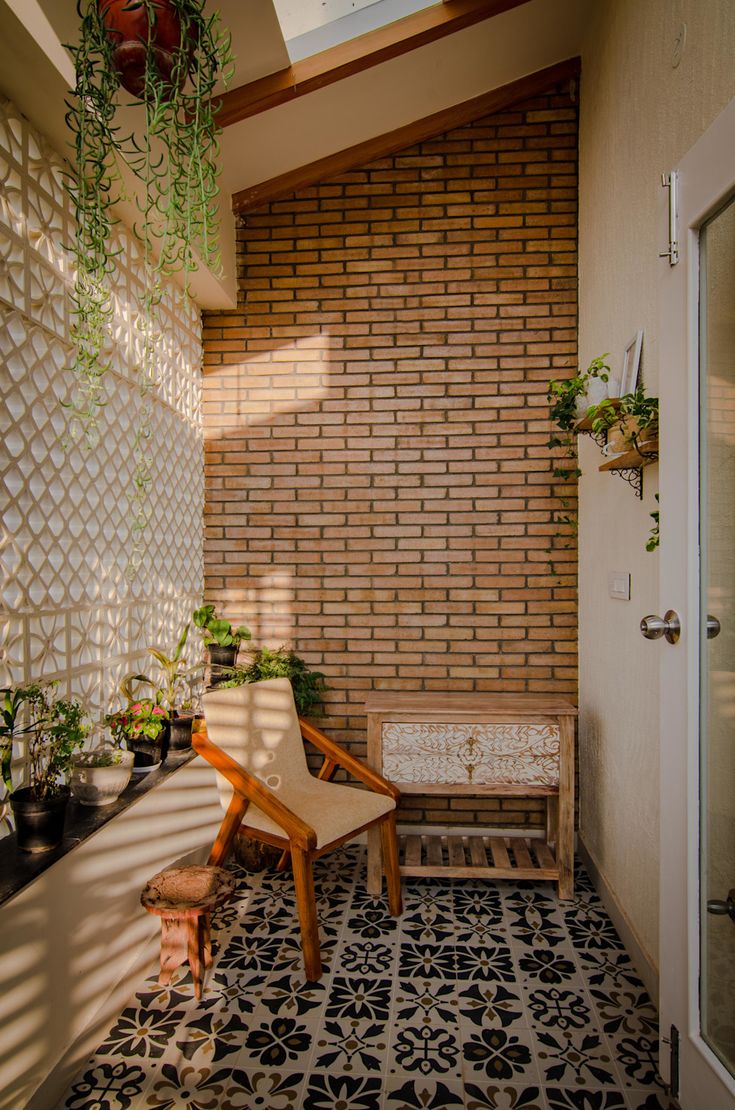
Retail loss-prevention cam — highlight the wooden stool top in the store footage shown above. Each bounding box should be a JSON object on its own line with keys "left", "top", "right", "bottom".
{"left": 141, "top": 865, "right": 236, "bottom": 919}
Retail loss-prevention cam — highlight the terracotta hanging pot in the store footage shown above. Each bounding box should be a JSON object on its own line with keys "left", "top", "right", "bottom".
{"left": 98, "top": 0, "right": 193, "bottom": 99}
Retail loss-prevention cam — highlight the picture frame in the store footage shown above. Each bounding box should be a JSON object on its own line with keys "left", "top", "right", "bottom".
{"left": 621, "top": 330, "right": 643, "bottom": 395}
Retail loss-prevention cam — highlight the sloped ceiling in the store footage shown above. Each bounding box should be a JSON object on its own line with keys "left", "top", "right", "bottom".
{"left": 0, "top": 0, "right": 590, "bottom": 307}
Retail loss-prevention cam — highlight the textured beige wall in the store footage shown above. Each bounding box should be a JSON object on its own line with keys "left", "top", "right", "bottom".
{"left": 578, "top": 0, "right": 735, "bottom": 972}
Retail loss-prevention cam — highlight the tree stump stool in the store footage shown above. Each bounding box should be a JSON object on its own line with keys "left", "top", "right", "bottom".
{"left": 141, "top": 865, "right": 236, "bottom": 999}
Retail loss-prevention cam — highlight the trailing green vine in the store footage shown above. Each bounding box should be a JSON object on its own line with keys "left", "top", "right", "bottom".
{"left": 65, "top": 0, "right": 232, "bottom": 574}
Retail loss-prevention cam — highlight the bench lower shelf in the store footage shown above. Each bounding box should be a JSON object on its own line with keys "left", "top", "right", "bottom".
{"left": 398, "top": 832, "right": 559, "bottom": 882}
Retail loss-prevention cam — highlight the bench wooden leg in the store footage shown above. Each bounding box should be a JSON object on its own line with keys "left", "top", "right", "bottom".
{"left": 201, "top": 913, "right": 213, "bottom": 970}
{"left": 380, "top": 811, "right": 402, "bottom": 917}
{"left": 187, "top": 917, "right": 204, "bottom": 1000}
{"left": 291, "top": 845, "right": 321, "bottom": 981}
{"left": 158, "top": 916, "right": 188, "bottom": 986}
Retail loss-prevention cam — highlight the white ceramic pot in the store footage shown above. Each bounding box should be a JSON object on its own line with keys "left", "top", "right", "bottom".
{"left": 574, "top": 376, "right": 608, "bottom": 417}
{"left": 71, "top": 749, "right": 134, "bottom": 806}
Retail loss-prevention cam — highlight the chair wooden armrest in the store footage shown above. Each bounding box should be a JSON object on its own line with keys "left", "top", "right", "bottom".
{"left": 298, "top": 717, "right": 400, "bottom": 801}
{"left": 193, "top": 731, "right": 317, "bottom": 850}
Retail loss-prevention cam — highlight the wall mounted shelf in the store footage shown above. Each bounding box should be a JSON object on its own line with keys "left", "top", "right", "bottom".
{"left": 598, "top": 442, "right": 659, "bottom": 498}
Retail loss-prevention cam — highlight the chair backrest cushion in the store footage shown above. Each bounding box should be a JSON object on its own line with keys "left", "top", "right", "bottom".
{"left": 202, "top": 678, "right": 310, "bottom": 811}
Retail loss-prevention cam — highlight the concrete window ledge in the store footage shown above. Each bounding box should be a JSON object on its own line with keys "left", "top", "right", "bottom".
{"left": 0, "top": 754, "right": 223, "bottom": 1110}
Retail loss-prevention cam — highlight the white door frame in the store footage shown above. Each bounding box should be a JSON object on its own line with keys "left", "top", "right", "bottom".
{"left": 658, "top": 95, "right": 735, "bottom": 1110}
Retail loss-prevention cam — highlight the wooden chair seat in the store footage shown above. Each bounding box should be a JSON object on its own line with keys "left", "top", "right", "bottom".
{"left": 141, "top": 865, "right": 235, "bottom": 999}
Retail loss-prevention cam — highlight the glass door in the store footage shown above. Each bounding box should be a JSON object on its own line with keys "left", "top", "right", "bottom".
{"left": 700, "top": 195, "right": 735, "bottom": 1077}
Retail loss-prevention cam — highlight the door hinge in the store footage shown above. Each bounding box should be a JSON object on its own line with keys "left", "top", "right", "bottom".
{"left": 662, "top": 1023, "right": 680, "bottom": 1098}
{"left": 660, "top": 171, "right": 679, "bottom": 265}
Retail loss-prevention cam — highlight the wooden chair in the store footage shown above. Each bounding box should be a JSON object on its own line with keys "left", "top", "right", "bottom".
{"left": 194, "top": 677, "right": 403, "bottom": 981}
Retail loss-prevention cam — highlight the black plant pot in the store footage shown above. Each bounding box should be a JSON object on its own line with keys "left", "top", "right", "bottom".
{"left": 129, "top": 720, "right": 170, "bottom": 769}
{"left": 208, "top": 644, "right": 237, "bottom": 685}
{"left": 10, "top": 786, "right": 70, "bottom": 853}
{"left": 169, "top": 714, "right": 194, "bottom": 751}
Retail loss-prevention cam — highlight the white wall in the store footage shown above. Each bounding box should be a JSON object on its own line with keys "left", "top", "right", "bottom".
{"left": 578, "top": 0, "right": 735, "bottom": 979}
{"left": 0, "top": 95, "right": 204, "bottom": 716}
{"left": 0, "top": 757, "right": 223, "bottom": 1110}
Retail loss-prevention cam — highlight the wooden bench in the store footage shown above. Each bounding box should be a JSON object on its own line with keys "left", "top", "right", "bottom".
{"left": 365, "top": 691, "right": 577, "bottom": 899}
{"left": 141, "top": 865, "right": 236, "bottom": 999}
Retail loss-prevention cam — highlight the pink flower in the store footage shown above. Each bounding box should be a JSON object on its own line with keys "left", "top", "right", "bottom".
{"left": 131, "top": 703, "right": 142, "bottom": 714}
{"left": 152, "top": 706, "right": 165, "bottom": 716}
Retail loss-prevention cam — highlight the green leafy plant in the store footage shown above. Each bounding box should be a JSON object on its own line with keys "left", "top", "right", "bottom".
{"left": 65, "top": 1, "right": 233, "bottom": 573}
{"left": 2, "top": 683, "right": 89, "bottom": 800}
{"left": 589, "top": 386, "right": 659, "bottom": 453}
{"left": 548, "top": 354, "right": 611, "bottom": 433}
{"left": 219, "top": 647, "right": 327, "bottom": 718}
{"left": 146, "top": 622, "right": 197, "bottom": 714}
{"left": 647, "top": 494, "right": 660, "bottom": 552}
{"left": 0, "top": 686, "right": 31, "bottom": 795}
{"left": 545, "top": 356, "right": 610, "bottom": 573}
{"left": 74, "top": 745, "right": 130, "bottom": 768}
{"left": 106, "top": 700, "right": 168, "bottom": 744}
{"left": 193, "top": 604, "right": 252, "bottom": 649}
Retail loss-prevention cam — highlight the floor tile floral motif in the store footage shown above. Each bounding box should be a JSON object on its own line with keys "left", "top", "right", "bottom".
{"left": 61, "top": 849, "right": 671, "bottom": 1109}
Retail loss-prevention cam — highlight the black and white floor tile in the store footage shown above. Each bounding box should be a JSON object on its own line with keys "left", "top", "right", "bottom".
{"left": 60, "top": 847, "right": 676, "bottom": 1110}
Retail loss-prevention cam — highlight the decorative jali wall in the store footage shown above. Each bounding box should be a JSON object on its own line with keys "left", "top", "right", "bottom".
{"left": 0, "top": 98, "right": 204, "bottom": 717}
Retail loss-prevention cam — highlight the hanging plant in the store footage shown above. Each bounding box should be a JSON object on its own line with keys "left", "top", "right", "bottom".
{"left": 65, "top": 0, "right": 233, "bottom": 573}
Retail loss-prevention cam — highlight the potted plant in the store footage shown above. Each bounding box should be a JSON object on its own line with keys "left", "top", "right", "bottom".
{"left": 590, "top": 386, "right": 659, "bottom": 457}
{"left": 3, "top": 683, "right": 89, "bottom": 852}
{"left": 106, "top": 692, "right": 169, "bottom": 772}
{"left": 193, "top": 604, "right": 252, "bottom": 680}
{"left": 219, "top": 646, "right": 327, "bottom": 718}
{"left": 70, "top": 739, "right": 134, "bottom": 806}
{"left": 147, "top": 623, "right": 200, "bottom": 750}
{"left": 548, "top": 354, "right": 611, "bottom": 429}
{"left": 65, "top": 2, "right": 232, "bottom": 572}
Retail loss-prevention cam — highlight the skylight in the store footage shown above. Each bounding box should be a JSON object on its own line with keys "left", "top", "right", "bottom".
{"left": 273, "top": 0, "right": 440, "bottom": 63}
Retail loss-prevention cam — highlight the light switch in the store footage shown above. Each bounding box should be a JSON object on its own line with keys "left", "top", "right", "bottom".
{"left": 608, "top": 571, "right": 631, "bottom": 601}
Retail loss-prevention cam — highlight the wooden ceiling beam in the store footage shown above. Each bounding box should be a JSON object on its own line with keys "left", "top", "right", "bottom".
{"left": 232, "top": 57, "right": 580, "bottom": 214}
{"left": 217, "top": 0, "right": 534, "bottom": 128}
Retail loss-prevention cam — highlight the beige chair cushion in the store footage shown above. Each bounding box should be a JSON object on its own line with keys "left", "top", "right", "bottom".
{"left": 202, "top": 678, "right": 395, "bottom": 849}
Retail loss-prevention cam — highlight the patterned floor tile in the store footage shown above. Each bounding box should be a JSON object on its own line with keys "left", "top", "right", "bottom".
{"left": 301, "top": 1072, "right": 384, "bottom": 1109}
{"left": 58, "top": 851, "right": 673, "bottom": 1110}
{"left": 388, "top": 1018, "right": 463, "bottom": 1080}
{"left": 313, "top": 1015, "right": 389, "bottom": 1074}
{"left": 460, "top": 1020, "right": 541, "bottom": 1086}
{"left": 545, "top": 1089, "right": 628, "bottom": 1109}
{"left": 62, "top": 1059, "right": 152, "bottom": 1109}
{"left": 532, "top": 1026, "right": 618, "bottom": 1089}
{"left": 237, "top": 1013, "right": 316, "bottom": 1071}
{"left": 464, "top": 1081, "right": 545, "bottom": 1109}
{"left": 384, "top": 1075, "right": 465, "bottom": 1108}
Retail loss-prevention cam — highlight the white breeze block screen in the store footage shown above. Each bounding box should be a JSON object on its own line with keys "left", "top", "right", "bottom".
{"left": 0, "top": 97, "right": 204, "bottom": 716}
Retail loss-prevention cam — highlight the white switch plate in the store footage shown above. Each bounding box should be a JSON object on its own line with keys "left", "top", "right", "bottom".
{"left": 608, "top": 571, "right": 631, "bottom": 601}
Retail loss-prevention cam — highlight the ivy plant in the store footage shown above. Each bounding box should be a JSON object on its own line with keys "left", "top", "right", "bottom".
{"left": 65, "top": 0, "right": 233, "bottom": 574}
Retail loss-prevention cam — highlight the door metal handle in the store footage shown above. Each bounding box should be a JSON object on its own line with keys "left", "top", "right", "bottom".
{"left": 640, "top": 610, "right": 681, "bottom": 644}
{"left": 706, "top": 889, "right": 735, "bottom": 924}
{"left": 707, "top": 614, "right": 721, "bottom": 640}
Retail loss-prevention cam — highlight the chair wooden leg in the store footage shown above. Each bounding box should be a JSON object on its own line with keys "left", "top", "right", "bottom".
{"left": 276, "top": 848, "right": 291, "bottom": 872}
{"left": 380, "top": 811, "right": 403, "bottom": 917}
{"left": 207, "top": 795, "right": 249, "bottom": 867}
{"left": 291, "top": 845, "right": 322, "bottom": 981}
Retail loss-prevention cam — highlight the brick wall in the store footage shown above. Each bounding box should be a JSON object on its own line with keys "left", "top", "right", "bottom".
{"left": 202, "top": 80, "right": 578, "bottom": 829}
